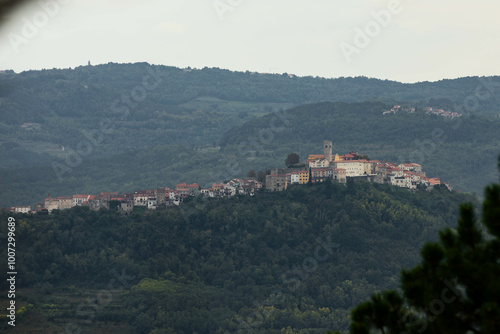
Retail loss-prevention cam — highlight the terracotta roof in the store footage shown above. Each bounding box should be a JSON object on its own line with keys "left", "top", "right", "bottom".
{"left": 134, "top": 190, "right": 152, "bottom": 194}
{"left": 177, "top": 182, "right": 199, "bottom": 188}
{"left": 336, "top": 159, "right": 370, "bottom": 163}
{"left": 429, "top": 178, "right": 441, "bottom": 185}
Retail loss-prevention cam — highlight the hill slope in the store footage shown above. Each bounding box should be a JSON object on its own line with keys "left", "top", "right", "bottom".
{"left": 0, "top": 181, "right": 476, "bottom": 333}
{"left": 2, "top": 63, "right": 500, "bottom": 167}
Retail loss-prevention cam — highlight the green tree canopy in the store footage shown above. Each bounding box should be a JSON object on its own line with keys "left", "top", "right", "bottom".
{"left": 332, "top": 156, "right": 500, "bottom": 334}
{"left": 247, "top": 169, "right": 257, "bottom": 178}
{"left": 285, "top": 153, "right": 300, "bottom": 167}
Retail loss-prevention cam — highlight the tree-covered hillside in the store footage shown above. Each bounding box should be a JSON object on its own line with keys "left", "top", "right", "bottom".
{"left": 0, "top": 181, "right": 476, "bottom": 333}
{"left": 3, "top": 64, "right": 500, "bottom": 115}
{"left": 2, "top": 64, "right": 499, "bottom": 206}
{"left": 2, "top": 63, "right": 500, "bottom": 165}
{"left": 331, "top": 159, "right": 500, "bottom": 334}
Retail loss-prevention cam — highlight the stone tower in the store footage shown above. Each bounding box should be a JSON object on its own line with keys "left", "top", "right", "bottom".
{"left": 323, "top": 140, "right": 332, "bottom": 162}
{"left": 156, "top": 187, "right": 166, "bottom": 205}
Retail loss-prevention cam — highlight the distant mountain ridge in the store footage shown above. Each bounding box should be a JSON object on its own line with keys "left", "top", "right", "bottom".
{"left": 2, "top": 63, "right": 500, "bottom": 109}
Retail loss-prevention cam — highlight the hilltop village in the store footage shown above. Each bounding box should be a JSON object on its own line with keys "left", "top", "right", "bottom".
{"left": 9, "top": 140, "right": 450, "bottom": 215}
{"left": 383, "top": 105, "right": 462, "bottom": 118}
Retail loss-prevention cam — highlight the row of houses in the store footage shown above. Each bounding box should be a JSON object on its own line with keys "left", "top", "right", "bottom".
{"left": 425, "top": 107, "right": 461, "bottom": 118}
{"left": 265, "top": 168, "right": 347, "bottom": 192}
{"left": 377, "top": 161, "right": 447, "bottom": 190}
{"left": 12, "top": 179, "right": 264, "bottom": 215}
{"left": 383, "top": 105, "right": 461, "bottom": 118}
{"left": 266, "top": 160, "right": 448, "bottom": 192}
{"left": 383, "top": 105, "right": 416, "bottom": 115}
{"left": 265, "top": 141, "right": 450, "bottom": 192}
{"left": 9, "top": 140, "right": 450, "bottom": 214}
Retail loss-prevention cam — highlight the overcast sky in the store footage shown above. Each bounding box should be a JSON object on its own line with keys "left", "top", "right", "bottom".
{"left": 0, "top": 0, "right": 499, "bottom": 83}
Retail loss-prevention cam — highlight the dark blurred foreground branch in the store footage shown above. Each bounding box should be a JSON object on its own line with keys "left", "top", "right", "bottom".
{"left": 0, "top": 0, "right": 32, "bottom": 23}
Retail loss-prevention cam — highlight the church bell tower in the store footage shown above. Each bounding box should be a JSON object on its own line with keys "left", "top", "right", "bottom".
{"left": 323, "top": 140, "right": 332, "bottom": 162}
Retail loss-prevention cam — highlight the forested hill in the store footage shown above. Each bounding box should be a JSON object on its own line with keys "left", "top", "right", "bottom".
{"left": 3, "top": 64, "right": 499, "bottom": 158}
{"left": 2, "top": 64, "right": 500, "bottom": 119}
{"left": 221, "top": 101, "right": 500, "bottom": 195}
{"left": 2, "top": 63, "right": 500, "bottom": 206}
{"left": 0, "top": 181, "right": 476, "bottom": 333}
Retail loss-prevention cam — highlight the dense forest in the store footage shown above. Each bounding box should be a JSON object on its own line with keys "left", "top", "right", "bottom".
{"left": 2, "top": 63, "right": 500, "bottom": 207}
{"left": 332, "top": 158, "right": 500, "bottom": 334}
{"left": 0, "top": 181, "right": 476, "bottom": 333}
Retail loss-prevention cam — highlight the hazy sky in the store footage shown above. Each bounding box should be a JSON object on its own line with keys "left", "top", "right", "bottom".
{"left": 0, "top": 0, "right": 499, "bottom": 83}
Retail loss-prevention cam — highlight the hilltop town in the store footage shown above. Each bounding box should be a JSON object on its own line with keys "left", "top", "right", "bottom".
{"left": 8, "top": 140, "right": 450, "bottom": 215}
{"left": 383, "top": 105, "right": 462, "bottom": 118}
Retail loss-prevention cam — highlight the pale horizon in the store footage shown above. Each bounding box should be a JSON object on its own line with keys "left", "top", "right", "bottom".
{"left": 1, "top": 0, "right": 499, "bottom": 84}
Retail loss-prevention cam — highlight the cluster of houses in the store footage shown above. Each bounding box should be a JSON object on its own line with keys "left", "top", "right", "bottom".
{"left": 383, "top": 105, "right": 461, "bottom": 119}
{"left": 265, "top": 140, "right": 449, "bottom": 192}
{"left": 424, "top": 107, "right": 461, "bottom": 118}
{"left": 383, "top": 105, "right": 415, "bottom": 115}
{"left": 9, "top": 180, "right": 263, "bottom": 215}
{"left": 8, "top": 140, "right": 450, "bottom": 215}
